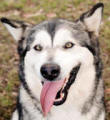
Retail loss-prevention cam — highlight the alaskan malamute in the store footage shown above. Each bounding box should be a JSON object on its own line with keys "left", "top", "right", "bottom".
{"left": 1, "top": 3, "right": 105, "bottom": 120}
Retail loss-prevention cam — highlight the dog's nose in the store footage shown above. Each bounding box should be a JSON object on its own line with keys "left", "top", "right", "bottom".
{"left": 40, "top": 63, "right": 60, "bottom": 81}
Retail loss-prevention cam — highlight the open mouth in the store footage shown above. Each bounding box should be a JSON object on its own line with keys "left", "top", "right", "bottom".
{"left": 54, "top": 65, "right": 80, "bottom": 105}
{"left": 40, "top": 65, "right": 80, "bottom": 116}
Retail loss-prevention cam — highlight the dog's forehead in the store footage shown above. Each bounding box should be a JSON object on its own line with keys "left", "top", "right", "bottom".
{"left": 32, "top": 27, "right": 78, "bottom": 46}
{"left": 28, "top": 19, "right": 90, "bottom": 46}
{"left": 53, "top": 27, "right": 78, "bottom": 45}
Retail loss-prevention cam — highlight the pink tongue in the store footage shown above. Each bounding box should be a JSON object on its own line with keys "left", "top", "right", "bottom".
{"left": 40, "top": 80, "right": 64, "bottom": 116}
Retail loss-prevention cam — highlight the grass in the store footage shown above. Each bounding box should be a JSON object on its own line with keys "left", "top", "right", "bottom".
{"left": 0, "top": 0, "right": 110, "bottom": 119}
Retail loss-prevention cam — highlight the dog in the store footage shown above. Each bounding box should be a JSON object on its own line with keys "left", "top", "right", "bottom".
{"left": 1, "top": 3, "right": 105, "bottom": 120}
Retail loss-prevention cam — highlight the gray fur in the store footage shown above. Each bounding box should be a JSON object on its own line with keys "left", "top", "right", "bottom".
{"left": 1, "top": 3, "right": 105, "bottom": 120}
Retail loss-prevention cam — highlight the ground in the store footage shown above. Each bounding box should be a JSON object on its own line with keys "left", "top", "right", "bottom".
{"left": 0, "top": 0, "right": 110, "bottom": 120}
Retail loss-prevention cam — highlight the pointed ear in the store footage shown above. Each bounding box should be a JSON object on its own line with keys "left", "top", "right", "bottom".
{"left": 1, "top": 17, "right": 32, "bottom": 41}
{"left": 79, "top": 3, "right": 104, "bottom": 36}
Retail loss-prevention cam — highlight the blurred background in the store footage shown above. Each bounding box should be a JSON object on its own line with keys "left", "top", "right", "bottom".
{"left": 0, "top": 0, "right": 110, "bottom": 120}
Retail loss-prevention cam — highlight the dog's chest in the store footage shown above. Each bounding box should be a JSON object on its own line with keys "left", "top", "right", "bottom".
{"left": 22, "top": 101, "right": 83, "bottom": 120}
{"left": 47, "top": 106, "right": 84, "bottom": 120}
{"left": 21, "top": 91, "right": 83, "bottom": 120}
{"left": 24, "top": 102, "right": 83, "bottom": 120}
{"left": 24, "top": 107, "right": 83, "bottom": 120}
{"left": 20, "top": 82, "right": 87, "bottom": 120}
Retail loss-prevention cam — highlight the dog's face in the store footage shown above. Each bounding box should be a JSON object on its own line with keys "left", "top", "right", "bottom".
{"left": 1, "top": 3, "right": 103, "bottom": 116}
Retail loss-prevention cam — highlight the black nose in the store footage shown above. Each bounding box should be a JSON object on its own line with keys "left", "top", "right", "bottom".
{"left": 40, "top": 63, "right": 60, "bottom": 81}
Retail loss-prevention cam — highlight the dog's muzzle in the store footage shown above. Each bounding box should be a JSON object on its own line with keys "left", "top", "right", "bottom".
{"left": 40, "top": 63, "right": 80, "bottom": 116}
{"left": 54, "top": 65, "right": 80, "bottom": 106}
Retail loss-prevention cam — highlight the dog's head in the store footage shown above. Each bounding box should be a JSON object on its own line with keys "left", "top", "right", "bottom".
{"left": 1, "top": 3, "right": 103, "bottom": 116}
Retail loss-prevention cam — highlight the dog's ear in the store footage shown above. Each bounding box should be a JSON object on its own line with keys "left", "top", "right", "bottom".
{"left": 79, "top": 3, "right": 104, "bottom": 36}
{"left": 1, "top": 17, "right": 32, "bottom": 41}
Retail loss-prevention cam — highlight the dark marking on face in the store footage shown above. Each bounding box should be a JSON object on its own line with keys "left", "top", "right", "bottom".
{"left": 85, "top": 45, "right": 96, "bottom": 55}
{"left": 81, "top": 31, "right": 103, "bottom": 115}
{"left": 18, "top": 37, "right": 25, "bottom": 56}
{"left": 19, "top": 58, "right": 31, "bottom": 93}
{"left": 18, "top": 51, "right": 43, "bottom": 115}
{"left": 17, "top": 96, "right": 23, "bottom": 120}
{"left": 47, "top": 20, "right": 57, "bottom": 41}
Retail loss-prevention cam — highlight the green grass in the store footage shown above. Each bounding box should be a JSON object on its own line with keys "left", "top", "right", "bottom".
{"left": 0, "top": 0, "right": 110, "bottom": 120}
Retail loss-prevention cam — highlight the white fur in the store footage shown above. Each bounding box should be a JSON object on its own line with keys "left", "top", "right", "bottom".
{"left": 11, "top": 110, "right": 18, "bottom": 120}
{"left": 1, "top": 4, "right": 104, "bottom": 120}
{"left": 3, "top": 23, "right": 22, "bottom": 41}
{"left": 31, "top": 30, "right": 52, "bottom": 48}
{"left": 21, "top": 28, "right": 102, "bottom": 120}
{"left": 84, "top": 7, "right": 102, "bottom": 36}
{"left": 24, "top": 30, "right": 52, "bottom": 100}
